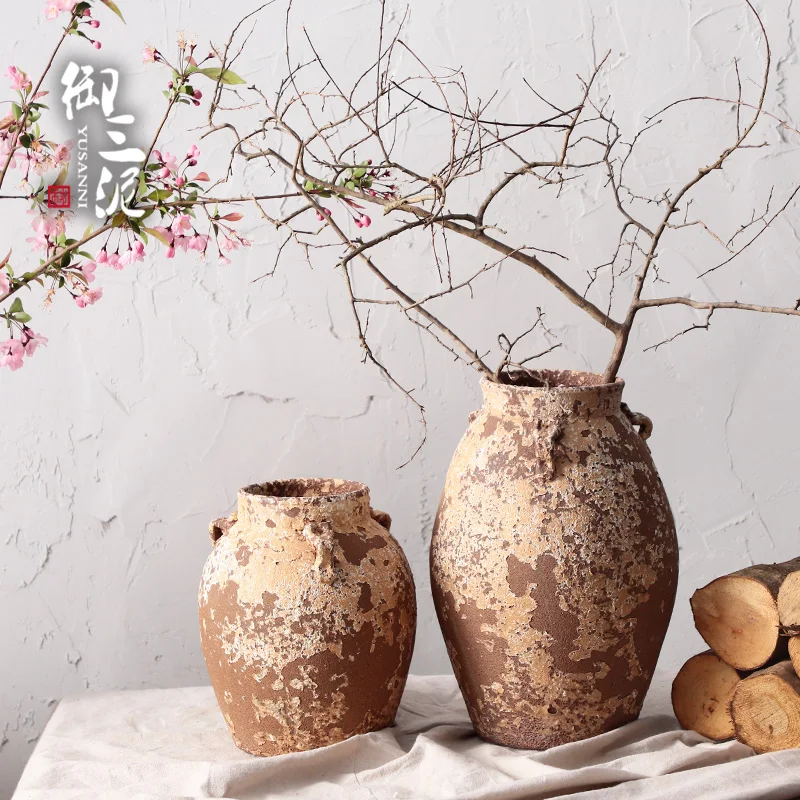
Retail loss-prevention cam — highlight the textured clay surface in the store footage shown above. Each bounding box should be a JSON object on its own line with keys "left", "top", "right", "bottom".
{"left": 199, "top": 478, "right": 417, "bottom": 756}
{"left": 430, "top": 370, "right": 679, "bottom": 749}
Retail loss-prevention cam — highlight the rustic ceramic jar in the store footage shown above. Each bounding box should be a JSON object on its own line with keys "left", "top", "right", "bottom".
{"left": 199, "top": 479, "right": 416, "bottom": 756}
{"left": 430, "top": 370, "right": 678, "bottom": 749}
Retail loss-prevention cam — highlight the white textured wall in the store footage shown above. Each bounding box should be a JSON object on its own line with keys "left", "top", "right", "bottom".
{"left": 3, "top": 0, "right": 800, "bottom": 795}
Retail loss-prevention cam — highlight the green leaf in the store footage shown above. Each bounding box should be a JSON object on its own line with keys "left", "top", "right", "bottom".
{"left": 143, "top": 226, "right": 172, "bottom": 247}
{"left": 18, "top": 133, "right": 31, "bottom": 148}
{"left": 354, "top": 167, "right": 366, "bottom": 179}
{"left": 100, "top": 0, "right": 126, "bottom": 22}
{"left": 11, "top": 103, "right": 22, "bottom": 121}
{"left": 14, "top": 312, "right": 32, "bottom": 323}
{"left": 9, "top": 298, "right": 22, "bottom": 314}
{"left": 195, "top": 67, "right": 246, "bottom": 86}
{"left": 146, "top": 189, "right": 173, "bottom": 202}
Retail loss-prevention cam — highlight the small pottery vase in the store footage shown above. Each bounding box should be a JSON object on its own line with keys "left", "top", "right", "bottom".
{"left": 199, "top": 478, "right": 417, "bottom": 756}
{"left": 430, "top": 370, "right": 678, "bottom": 749}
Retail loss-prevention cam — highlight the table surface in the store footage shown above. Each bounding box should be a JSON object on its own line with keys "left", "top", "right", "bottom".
{"left": 11, "top": 672, "right": 800, "bottom": 800}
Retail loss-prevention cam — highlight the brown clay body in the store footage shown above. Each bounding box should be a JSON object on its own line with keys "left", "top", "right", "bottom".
{"left": 199, "top": 479, "right": 416, "bottom": 756}
{"left": 430, "top": 370, "right": 678, "bottom": 749}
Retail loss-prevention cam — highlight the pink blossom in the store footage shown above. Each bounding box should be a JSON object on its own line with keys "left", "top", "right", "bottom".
{"left": 142, "top": 45, "right": 158, "bottom": 64}
{"left": 105, "top": 252, "right": 120, "bottom": 270}
{"left": 157, "top": 167, "right": 170, "bottom": 180}
{"left": 0, "top": 138, "right": 19, "bottom": 171}
{"left": 161, "top": 152, "right": 178, "bottom": 172}
{"left": 166, "top": 246, "right": 176, "bottom": 259}
{"left": 221, "top": 236, "right": 240, "bottom": 252}
{"left": 74, "top": 287, "right": 103, "bottom": 308}
{"left": 171, "top": 214, "right": 193, "bottom": 236}
{"left": 92, "top": 41, "right": 102, "bottom": 51}
{"left": 0, "top": 271, "right": 9, "bottom": 294}
{"left": 192, "top": 90, "right": 203, "bottom": 101}
{"left": 359, "top": 214, "right": 372, "bottom": 228}
{"left": 152, "top": 226, "right": 174, "bottom": 246}
{"left": 174, "top": 176, "right": 186, "bottom": 188}
{"left": 0, "top": 339, "right": 24, "bottom": 371}
{"left": 118, "top": 241, "right": 145, "bottom": 267}
{"left": 58, "top": 0, "right": 78, "bottom": 10}
{"left": 96, "top": 249, "right": 108, "bottom": 264}
{"left": 5, "top": 66, "right": 31, "bottom": 92}
{"left": 54, "top": 141, "right": 73, "bottom": 164}
{"left": 187, "top": 144, "right": 200, "bottom": 160}
{"left": 22, "top": 330, "right": 48, "bottom": 356}
{"left": 29, "top": 210, "right": 64, "bottom": 239}
{"left": 189, "top": 234, "right": 209, "bottom": 252}
{"left": 82, "top": 261, "right": 97, "bottom": 283}
{"left": 44, "top": 2, "right": 61, "bottom": 20}
{"left": 26, "top": 233, "right": 49, "bottom": 251}
{"left": 88, "top": 19, "right": 100, "bottom": 28}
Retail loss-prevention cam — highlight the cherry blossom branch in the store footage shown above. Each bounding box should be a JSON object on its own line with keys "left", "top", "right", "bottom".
{"left": 0, "top": 9, "right": 78, "bottom": 190}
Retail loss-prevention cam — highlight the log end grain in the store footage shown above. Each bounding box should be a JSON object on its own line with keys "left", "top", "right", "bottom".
{"left": 778, "top": 571, "right": 800, "bottom": 630}
{"left": 691, "top": 576, "right": 782, "bottom": 671}
{"left": 789, "top": 637, "right": 800, "bottom": 679}
{"left": 731, "top": 661, "right": 800, "bottom": 753}
{"left": 671, "top": 650, "right": 742, "bottom": 741}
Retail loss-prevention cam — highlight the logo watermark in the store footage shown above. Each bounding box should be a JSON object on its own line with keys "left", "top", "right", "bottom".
{"left": 51, "top": 58, "right": 144, "bottom": 219}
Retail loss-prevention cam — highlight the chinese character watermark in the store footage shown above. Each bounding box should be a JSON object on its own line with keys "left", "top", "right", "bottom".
{"left": 58, "top": 60, "right": 145, "bottom": 219}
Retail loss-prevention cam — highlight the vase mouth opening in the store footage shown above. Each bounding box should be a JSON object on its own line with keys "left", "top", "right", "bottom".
{"left": 240, "top": 478, "right": 369, "bottom": 504}
{"left": 489, "top": 369, "right": 623, "bottom": 392}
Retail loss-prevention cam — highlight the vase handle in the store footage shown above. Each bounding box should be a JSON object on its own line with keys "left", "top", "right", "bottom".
{"left": 303, "top": 521, "right": 337, "bottom": 577}
{"left": 621, "top": 403, "right": 653, "bottom": 441}
{"left": 370, "top": 508, "right": 392, "bottom": 532}
{"left": 209, "top": 512, "right": 237, "bottom": 545}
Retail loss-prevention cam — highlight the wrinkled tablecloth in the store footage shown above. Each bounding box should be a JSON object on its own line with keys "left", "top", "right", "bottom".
{"left": 12, "top": 672, "right": 800, "bottom": 800}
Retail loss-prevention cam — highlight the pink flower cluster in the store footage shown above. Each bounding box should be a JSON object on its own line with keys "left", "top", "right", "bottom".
{"left": 5, "top": 66, "right": 31, "bottom": 93}
{"left": 151, "top": 145, "right": 203, "bottom": 189}
{"left": 95, "top": 241, "right": 145, "bottom": 272}
{"left": 0, "top": 329, "right": 48, "bottom": 371}
{"left": 44, "top": 0, "right": 77, "bottom": 20}
{"left": 27, "top": 211, "right": 67, "bottom": 251}
{"left": 154, "top": 214, "right": 210, "bottom": 258}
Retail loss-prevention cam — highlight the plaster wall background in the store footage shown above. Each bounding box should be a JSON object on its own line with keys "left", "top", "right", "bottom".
{"left": 2, "top": 0, "right": 800, "bottom": 794}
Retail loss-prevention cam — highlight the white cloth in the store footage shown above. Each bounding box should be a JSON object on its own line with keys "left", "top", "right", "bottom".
{"left": 12, "top": 673, "right": 800, "bottom": 800}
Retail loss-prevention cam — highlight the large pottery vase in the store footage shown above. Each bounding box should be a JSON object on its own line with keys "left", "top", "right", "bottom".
{"left": 430, "top": 370, "right": 678, "bottom": 749}
{"left": 199, "top": 478, "right": 417, "bottom": 756}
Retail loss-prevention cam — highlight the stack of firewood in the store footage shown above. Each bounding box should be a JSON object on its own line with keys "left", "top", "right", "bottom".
{"left": 671, "top": 556, "right": 800, "bottom": 752}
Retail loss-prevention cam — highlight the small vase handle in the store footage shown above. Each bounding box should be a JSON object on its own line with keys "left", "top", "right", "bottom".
{"left": 370, "top": 508, "right": 392, "bottom": 532}
{"left": 621, "top": 403, "right": 653, "bottom": 441}
{"left": 303, "top": 521, "right": 337, "bottom": 577}
{"left": 209, "top": 512, "right": 237, "bottom": 545}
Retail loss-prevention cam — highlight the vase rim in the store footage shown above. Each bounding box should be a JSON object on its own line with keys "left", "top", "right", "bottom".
{"left": 482, "top": 369, "right": 624, "bottom": 395}
{"left": 239, "top": 478, "right": 369, "bottom": 507}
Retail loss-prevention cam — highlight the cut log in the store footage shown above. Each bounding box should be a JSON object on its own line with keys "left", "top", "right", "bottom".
{"left": 730, "top": 660, "right": 800, "bottom": 753}
{"left": 790, "top": 636, "right": 800, "bottom": 678}
{"left": 777, "top": 569, "right": 800, "bottom": 631}
{"left": 691, "top": 557, "right": 800, "bottom": 671}
{"left": 671, "top": 650, "right": 745, "bottom": 740}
